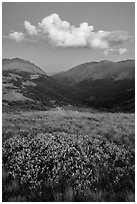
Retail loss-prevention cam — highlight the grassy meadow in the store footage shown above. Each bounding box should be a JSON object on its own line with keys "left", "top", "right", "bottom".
{"left": 2, "top": 108, "right": 135, "bottom": 201}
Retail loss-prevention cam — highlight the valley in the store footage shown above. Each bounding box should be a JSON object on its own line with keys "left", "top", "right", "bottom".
{"left": 2, "top": 58, "right": 135, "bottom": 112}
{"left": 2, "top": 58, "right": 135, "bottom": 202}
{"left": 2, "top": 2, "right": 135, "bottom": 202}
{"left": 53, "top": 60, "right": 135, "bottom": 112}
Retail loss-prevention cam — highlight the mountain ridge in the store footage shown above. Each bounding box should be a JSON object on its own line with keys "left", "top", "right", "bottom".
{"left": 2, "top": 57, "right": 135, "bottom": 112}
{"left": 2, "top": 58, "right": 46, "bottom": 75}
{"left": 52, "top": 59, "right": 135, "bottom": 112}
{"left": 53, "top": 59, "right": 135, "bottom": 85}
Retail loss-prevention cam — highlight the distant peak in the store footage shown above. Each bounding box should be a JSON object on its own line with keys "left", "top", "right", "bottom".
{"left": 2, "top": 57, "right": 46, "bottom": 75}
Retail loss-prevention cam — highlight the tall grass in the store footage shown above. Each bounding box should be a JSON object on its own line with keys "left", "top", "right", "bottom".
{"left": 3, "top": 109, "right": 135, "bottom": 147}
{"left": 2, "top": 109, "right": 135, "bottom": 201}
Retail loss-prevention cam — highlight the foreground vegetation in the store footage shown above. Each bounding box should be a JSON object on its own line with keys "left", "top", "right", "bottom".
{"left": 2, "top": 109, "right": 135, "bottom": 201}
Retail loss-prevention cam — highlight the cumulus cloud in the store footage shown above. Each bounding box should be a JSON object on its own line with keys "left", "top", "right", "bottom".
{"left": 24, "top": 21, "right": 38, "bottom": 35}
{"left": 6, "top": 13, "right": 132, "bottom": 54}
{"left": 37, "top": 14, "right": 131, "bottom": 49}
{"left": 38, "top": 13, "right": 94, "bottom": 47}
{"left": 9, "top": 32, "right": 25, "bottom": 42}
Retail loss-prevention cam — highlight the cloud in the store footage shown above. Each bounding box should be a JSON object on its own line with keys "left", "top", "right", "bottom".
{"left": 3, "top": 32, "right": 37, "bottom": 44}
{"left": 37, "top": 14, "right": 131, "bottom": 50}
{"left": 104, "top": 48, "right": 127, "bottom": 55}
{"left": 119, "top": 48, "right": 127, "bottom": 54}
{"left": 38, "top": 13, "right": 94, "bottom": 47}
{"left": 88, "top": 31, "right": 130, "bottom": 50}
{"left": 5, "top": 13, "right": 132, "bottom": 53}
{"left": 103, "top": 31, "right": 131, "bottom": 47}
{"left": 24, "top": 21, "right": 38, "bottom": 35}
{"left": 9, "top": 32, "right": 25, "bottom": 42}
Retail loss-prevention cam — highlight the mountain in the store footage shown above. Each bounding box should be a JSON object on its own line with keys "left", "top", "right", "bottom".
{"left": 3, "top": 58, "right": 46, "bottom": 75}
{"left": 53, "top": 60, "right": 135, "bottom": 112}
{"left": 2, "top": 58, "right": 85, "bottom": 111}
{"left": 3, "top": 58, "right": 135, "bottom": 112}
{"left": 53, "top": 60, "right": 134, "bottom": 84}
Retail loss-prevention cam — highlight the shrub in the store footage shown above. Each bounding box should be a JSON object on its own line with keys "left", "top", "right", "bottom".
{"left": 2, "top": 131, "right": 135, "bottom": 201}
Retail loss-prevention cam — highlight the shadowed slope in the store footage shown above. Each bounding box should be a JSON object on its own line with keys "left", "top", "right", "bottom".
{"left": 53, "top": 60, "right": 135, "bottom": 112}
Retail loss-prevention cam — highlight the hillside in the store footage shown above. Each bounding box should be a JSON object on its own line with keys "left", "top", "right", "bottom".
{"left": 2, "top": 58, "right": 46, "bottom": 75}
{"left": 2, "top": 58, "right": 85, "bottom": 111}
{"left": 53, "top": 60, "right": 134, "bottom": 84}
{"left": 2, "top": 58, "right": 135, "bottom": 112}
{"left": 53, "top": 60, "right": 135, "bottom": 112}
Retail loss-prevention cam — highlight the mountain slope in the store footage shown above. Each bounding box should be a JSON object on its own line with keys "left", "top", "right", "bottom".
{"left": 3, "top": 58, "right": 135, "bottom": 112}
{"left": 53, "top": 60, "right": 135, "bottom": 112}
{"left": 2, "top": 58, "right": 85, "bottom": 111}
{"left": 53, "top": 60, "right": 134, "bottom": 84}
{"left": 2, "top": 58, "right": 46, "bottom": 75}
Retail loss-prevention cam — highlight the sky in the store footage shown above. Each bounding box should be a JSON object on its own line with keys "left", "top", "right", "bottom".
{"left": 2, "top": 2, "right": 135, "bottom": 73}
